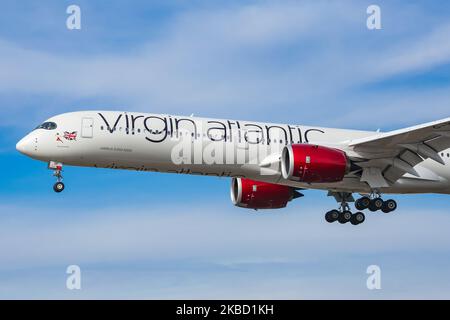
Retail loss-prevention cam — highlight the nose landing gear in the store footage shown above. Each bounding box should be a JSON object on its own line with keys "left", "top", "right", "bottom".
{"left": 49, "top": 161, "right": 65, "bottom": 193}
{"left": 53, "top": 180, "right": 65, "bottom": 193}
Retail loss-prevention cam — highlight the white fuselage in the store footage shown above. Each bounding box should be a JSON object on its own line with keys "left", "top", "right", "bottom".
{"left": 16, "top": 111, "right": 450, "bottom": 195}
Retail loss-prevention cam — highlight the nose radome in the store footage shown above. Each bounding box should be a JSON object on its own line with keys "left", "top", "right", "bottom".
{"left": 16, "top": 135, "right": 33, "bottom": 156}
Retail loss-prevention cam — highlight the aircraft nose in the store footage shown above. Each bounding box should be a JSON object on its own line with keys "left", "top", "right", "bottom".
{"left": 16, "top": 135, "right": 34, "bottom": 156}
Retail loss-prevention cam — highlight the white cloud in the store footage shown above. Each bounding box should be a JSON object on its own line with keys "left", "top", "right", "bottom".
{"left": 376, "top": 23, "right": 450, "bottom": 77}
{"left": 1, "top": 202, "right": 450, "bottom": 298}
{"left": 2, "top": 1, "right": 450, "bottom": 299}
{"left": 330, "top": 86, "right": 450, "bottom": 130}
{"left": 1, "top": 203, "right": 450, "bottom": 270}
{"left": 1, "top": 1, "right": 450, "bottom": 129}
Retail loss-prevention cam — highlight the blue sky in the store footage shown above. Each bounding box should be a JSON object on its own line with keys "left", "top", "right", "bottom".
{"left": 1, "top": 0, "right": 450, "bottom": 299}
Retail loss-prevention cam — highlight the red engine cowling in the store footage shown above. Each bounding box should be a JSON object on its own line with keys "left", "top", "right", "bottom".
{"left": 281, "top": 144, "right": 349, "bottom": 183}
{"left": 231, "top": 178, "right": 301, "bottom": 209}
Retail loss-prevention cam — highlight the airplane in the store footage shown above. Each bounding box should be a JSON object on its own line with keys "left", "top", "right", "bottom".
{"left": 16, "top": 111, "right": 450, "bottom": 226}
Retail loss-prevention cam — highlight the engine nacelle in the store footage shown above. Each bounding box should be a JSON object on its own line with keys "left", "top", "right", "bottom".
{"left": 231, "top": 178, "right": 300, "bottom": 209}
{"left": 281, "top": 144, "right": 349, "bottom": 183}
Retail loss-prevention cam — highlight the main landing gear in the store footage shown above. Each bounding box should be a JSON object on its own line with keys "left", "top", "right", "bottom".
{"left": 325, "top": 200, "right": 365, "bottom": 226}
{"left": 355, "top": 195, "right": 397, "bottom": 213}
{"left": 326, "top": 191, "right": 397, "bottom": 226}
{"left": 49, "top": 161, "right": 65, "bottom": 193}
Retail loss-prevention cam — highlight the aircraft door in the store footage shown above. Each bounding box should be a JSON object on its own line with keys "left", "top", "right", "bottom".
{"left": 81, "top": 117, "right": 94, "bottom": 138}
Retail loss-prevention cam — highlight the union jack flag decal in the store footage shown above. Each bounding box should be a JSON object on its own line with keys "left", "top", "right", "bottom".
{"left": 64, "top": 131, "right": 77, "bottom": 141}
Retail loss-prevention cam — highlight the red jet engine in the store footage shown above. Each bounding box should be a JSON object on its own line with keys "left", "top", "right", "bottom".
{"left": 281, "top": 144, "right": 349, "bottom": 183}
{"left": 231, "top": 178, "right": 302, "bottom": 209}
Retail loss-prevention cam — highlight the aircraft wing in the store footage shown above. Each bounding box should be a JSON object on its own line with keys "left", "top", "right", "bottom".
{"left": 346, "top": 117, "right": 450, "bottom": 188}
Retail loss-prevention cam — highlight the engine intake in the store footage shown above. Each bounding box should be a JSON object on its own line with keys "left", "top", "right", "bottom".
{"left": 281, "top": 144, "right": 349, "bottom": 183}
{"left": 231, "top": 178, "right": 301, "bottom": 210}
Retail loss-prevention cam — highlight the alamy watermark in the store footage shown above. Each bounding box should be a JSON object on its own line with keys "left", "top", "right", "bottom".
{"left": 367, "top": 5, "right": 382, "bottom": 30}
{"left": 66, "top": 265, "right": 82, "bottom": 290}
{"left": 366, "top": 265, "right": 382, "bottom": 290}
{"left": 169, "top": 124, "right": 286, "bottom": 175}
{"left": 66, "top": 5, "right": 81, "bottom": 30}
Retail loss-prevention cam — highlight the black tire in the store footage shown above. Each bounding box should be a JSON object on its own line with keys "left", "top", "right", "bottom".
{"left": 53, "top": 182, "right": 65, "bottom": 193}
{"left": 355, "top": 199, "right": 364, "bottom": 211}
{"left": 325, "top": 210, "right": 339, "bottom": 223}
{"left": 369, "top": 198, "right": 384, "bottom": 212}
{"left": 350, "top": 212, "right": 365, "bottom": 225}
{"left": 338, "top": 211, "right": 352, "bottom": 224}
{"left": 382, "top": 199, "right": 397, "bottom": 213}
{"left": 355, "top": 197, "right": 370, "bottom": 210}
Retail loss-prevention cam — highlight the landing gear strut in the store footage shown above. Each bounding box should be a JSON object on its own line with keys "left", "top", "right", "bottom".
{"left": 49, "top": 161, "right": 65, "bottom": 193}
{"left": 325, "top": 193, "right": 365, "bottom": 226}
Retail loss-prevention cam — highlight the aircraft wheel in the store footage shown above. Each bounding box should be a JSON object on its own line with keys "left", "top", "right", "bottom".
{"left": 325, "top": 210, "right": 339, "bottom": 223}
{"left": 338, "top": 210, "right": 352, "bottom": 224}
{"left": 369, "top": 198, "right": 384, "bottom": 212}
{"left": 355, "top": 197, "right": 370, "bottom": 211}
{"left": 53, "top": 182, "right": 65, "bottom": 193}
{"left": 382, "top": 199, "right": 397, "bottom": 213}
{"left": 351, "top": 212, "right": 365, "bottom": 225}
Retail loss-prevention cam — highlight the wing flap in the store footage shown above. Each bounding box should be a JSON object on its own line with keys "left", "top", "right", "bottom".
{"left": 348, "top": 117, "right": 450, "bottom": 185}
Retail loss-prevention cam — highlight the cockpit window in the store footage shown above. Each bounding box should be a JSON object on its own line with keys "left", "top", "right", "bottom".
{"left": 35, "top": 122, "right": 57, "bottom": 130}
